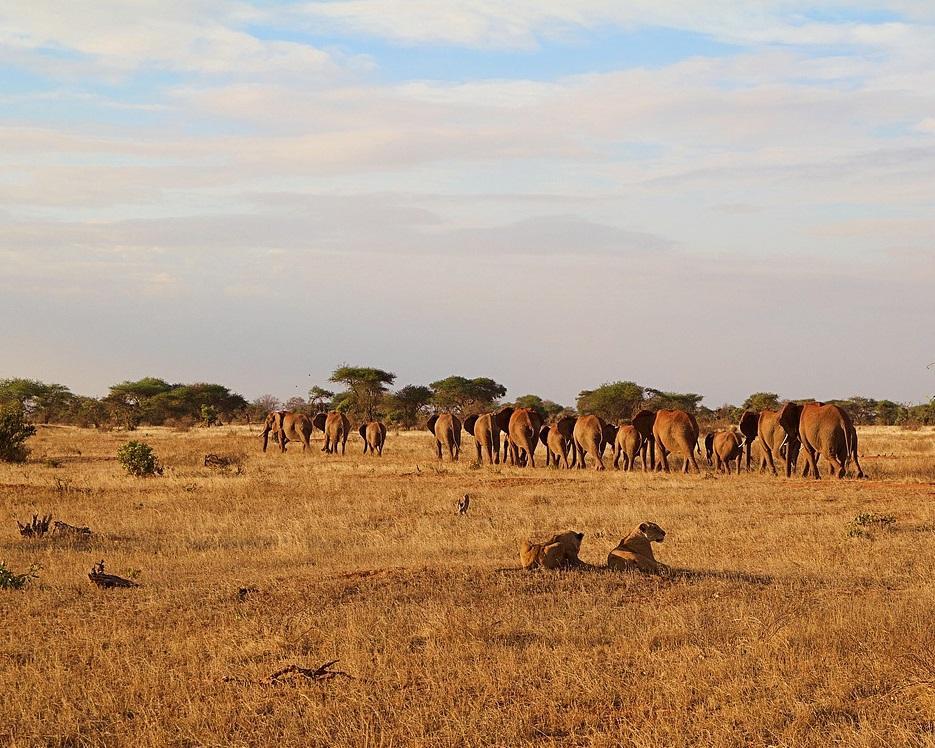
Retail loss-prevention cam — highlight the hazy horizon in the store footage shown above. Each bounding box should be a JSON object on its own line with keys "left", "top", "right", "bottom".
{"left": 2, "top": 2, "right": 933, "bottom": 408}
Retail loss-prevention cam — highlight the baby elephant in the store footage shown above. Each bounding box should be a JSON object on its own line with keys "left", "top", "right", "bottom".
{"left": 711, "top": 430, "right": 745, "bottom": 474}
{"left": 520, "top": 531, "right": 584, "bottom": 570}
{"left": 607, "top": 522, "right": 668, "bottom": 575}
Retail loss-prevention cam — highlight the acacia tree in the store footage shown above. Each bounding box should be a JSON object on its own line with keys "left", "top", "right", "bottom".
{"left": 513, "top": 394, "right": 565, "bottom": 421}
{"left": 104, "top": 378, "right": 173, "bottom": 429}
{"left": 0, "top": 379, "right": 74, "bottom": 423}
{"left": 430, "top": 376, "right": 506, "bottom": 414}
{"left": 576, "top": 381, "right": 646, "bottom": 422}
{"left": 742, "top": 392, "right": 781, "bottom": 413}
{"left": 308, "top": 386, "right": 334, "bottom": 412}
{"left": 384, "top": 385, "right": 433, "bottom": 428}
{"left": 329, "top": 366, "right": 396, "bottom": 421}
{"left": 645, "top": 388, "right": 704, "bottom": 414}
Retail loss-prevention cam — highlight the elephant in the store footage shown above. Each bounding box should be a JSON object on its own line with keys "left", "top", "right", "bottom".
{"left": 505, "top": 407, "right": 543, "bottom": 467}
{"left": 260, "top": 411, "right": 313, "bottom": 453}
{"left": 359, "top": 421, "right": 387, "bottom": 456}
{"left": 711, "top": 430, "right": 745, "bottom": 474}
{"left": 631, "top": 409, "right": 657, "bottom": 471}
{"left": 703, "top": 432, "right": 715, "bottom": 466}
{"left": 573, "top": 414, "right": 616, "bottom": 471}
{"left": 612, "top": 424, "right": 643, "bottom": 471}
{"left": 653, "top": 409, "right": 701, "bottom": 474}
{"left": 463, "top": 408, "right": 512, "bottom": 465}
{"left": 757, "top": 409, "right": 799, "bottom": 476}
{"left": 737, "top": 410, "right": 759, "bottom": 471}
{"left": 426, "top": 413, "right": 462, "bottom": 461}
{"left": 554, "top": 415, "right": 578, "bottom": 468}
{"left": 539, "top": 423, "right": 571, "bottom": 468}
{"left": 778, "top": 402, "right": 864, "bottom": 479}
{"left": 313, "top": 411, "right": 350, "bottom": 454}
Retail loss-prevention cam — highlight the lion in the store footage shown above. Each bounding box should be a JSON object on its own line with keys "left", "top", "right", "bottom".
{"left": 607, "top": 522, "right": 668, "bottom": 574}
{"left": 520, "top": 531, "right": 584, "bottom": 570}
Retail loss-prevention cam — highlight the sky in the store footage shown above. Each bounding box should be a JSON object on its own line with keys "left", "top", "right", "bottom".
{"left": 1, "top": 1, "right": 933, "bottom": 407}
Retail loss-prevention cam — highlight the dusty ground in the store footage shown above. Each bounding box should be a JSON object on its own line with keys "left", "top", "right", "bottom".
{"left": 1, "top": 425, "right": 934, "bottom": 747}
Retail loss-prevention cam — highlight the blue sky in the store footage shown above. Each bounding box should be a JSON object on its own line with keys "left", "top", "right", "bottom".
{"left": 1, "top": 2, "right": 933, "bottom": 406}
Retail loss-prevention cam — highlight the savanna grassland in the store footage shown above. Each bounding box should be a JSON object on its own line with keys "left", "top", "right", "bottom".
{"left": 1, "top": 425, "right": 934, "bottom": 747}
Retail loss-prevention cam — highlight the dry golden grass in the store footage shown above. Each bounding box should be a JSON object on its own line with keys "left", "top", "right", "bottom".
{"left": 2, "top": 425, "right": 934, "bottom": 747}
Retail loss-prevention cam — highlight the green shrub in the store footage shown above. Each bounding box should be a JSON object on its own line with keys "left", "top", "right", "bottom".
{"left": 117, "top": 441, "right": 163, "bottom": 477}
{"left": 0, "top": 402, "right": 36, "bottom": 462}
{"left": 0, "top": 561, "right": 40, "bottom": 590}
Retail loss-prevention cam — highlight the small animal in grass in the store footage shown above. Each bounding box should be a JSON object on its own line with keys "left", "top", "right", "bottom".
{"left": 607, "top": 522, "right": 669, "bottom": 575}
{"left": 457, "top": 494, "right": 470, "bottom": 515}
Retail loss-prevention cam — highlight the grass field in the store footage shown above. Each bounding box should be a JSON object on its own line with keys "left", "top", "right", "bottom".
{"left": 2, "top": 425, "right": 934, "bottom": 747}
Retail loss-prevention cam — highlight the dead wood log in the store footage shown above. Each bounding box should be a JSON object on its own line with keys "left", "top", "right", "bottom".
{"left": 267, "top": 660, "right": 352, "bottom": 684}
{"left": 17, "top": 513, "right": 52, "bottom": 538}
{"left": 52, "top": 521, "right": 92, "bottom": 538}
{"left": 88, "top": 560, "right": 139, "bottom": 589}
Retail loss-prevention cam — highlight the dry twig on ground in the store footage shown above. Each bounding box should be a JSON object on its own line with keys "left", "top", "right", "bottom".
{"left": 88, "top": 560, "right": 139, "bottom": 589}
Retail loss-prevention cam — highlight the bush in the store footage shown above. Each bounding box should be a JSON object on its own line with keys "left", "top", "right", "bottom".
{"left": 0, "top": 402, "right": 36, "bottom": 462}
{"left": 0, "top": 561, "right": 40, "bottom": 590}
{"left": 117, "top": 441, "right": 163, "bottom": 477}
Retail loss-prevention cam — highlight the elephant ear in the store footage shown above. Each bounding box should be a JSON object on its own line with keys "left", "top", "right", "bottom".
{"left": 493, "top": 406, "right": 514, "bottom": 432}
{"left": 463, "top": 414, "right": 478, "bottom": 436}
{"left": 313, "top": 412, "right": 327, "bottom": 431}
{"left": 539, "top": 425, "right": 551, "bottom": 446}
{"left": 704, "top": 432, "right": 714, "bottom": 453}
{"left": 426, "top": 414, "right": 439, "bottom": 434}
{"left": 358, "top": 424, "right": 367, "bottom": 439}
{"left": 602, "top": 421, "right": 618, "bottom": 443}
{"left": 778, "top": 402, "right": 803, "bottom": 437}
{"left": 738, "top": 410, "right": 759, "bottom": 441}
{"left": 379, "top": 422, "right": 387, "bottom": 437}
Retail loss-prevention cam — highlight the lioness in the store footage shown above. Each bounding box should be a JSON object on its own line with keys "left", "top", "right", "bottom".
{"left": 520, "top": 531, "right": 584, "bottom": 570}
{"left": 607, "top": 522, "right": 668, "bottom": 574}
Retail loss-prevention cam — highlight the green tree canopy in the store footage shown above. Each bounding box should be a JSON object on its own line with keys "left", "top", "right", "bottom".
{"left": 645, "top": 389, "right": 704, "bottom": 414}
{"left": 329, "top": 366, "right": 396, "bottom": 420}
{"left": 384, "top": 384, "right": 433, "bottom": 428}
{"left": 0, "top": 379, "right": 75, "bottom": 423}
{"left": 576, "top": 381, "right": 645, "bottom": 422}
{"left": 430, "top": 376, "right": 506, "bottom": 414}
{"left": 308, "top": 386, "right": 335, "bottom": 411}
{"left": 513, "top": 394, "right": 566, "bottom": 421}
{"left": 742, "top": 392, "right": 781, "bottom": 413}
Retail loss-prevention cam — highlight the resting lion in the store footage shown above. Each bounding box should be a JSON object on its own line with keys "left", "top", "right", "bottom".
{"left": 607, "top": 522, "right": 668, "bottom": 574}
{"left": 520, "top": 531, "right": 584, "bottom": 570}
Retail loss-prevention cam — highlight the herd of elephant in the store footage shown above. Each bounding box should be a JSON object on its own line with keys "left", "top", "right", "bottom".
{"left": 260, "top": 400, "right": 865, "bottom": 479}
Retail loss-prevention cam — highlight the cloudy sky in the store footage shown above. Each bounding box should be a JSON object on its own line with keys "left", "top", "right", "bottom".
{"left": 2, "top": 1, "right": 933, "bottom": 407}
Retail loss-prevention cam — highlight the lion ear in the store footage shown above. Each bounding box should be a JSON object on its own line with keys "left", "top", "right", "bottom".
{"left": 575, "top": 531, "right": 584, "bottom": 541}
{"left": 638, "top": 522, "right": 649, "bottom": 533}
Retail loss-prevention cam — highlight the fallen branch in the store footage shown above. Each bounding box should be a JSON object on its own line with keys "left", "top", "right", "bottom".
{"left": 17, "top": 513, "right": 52, "bottom": 538}
{"left": 53, "top": 521, "right": 92, "bottom": 538}
{"left": 88, "top": 560, "right": 139, "bottom": 589}
{"left": 268, "top": 660, "right": 352, "bottom": 684}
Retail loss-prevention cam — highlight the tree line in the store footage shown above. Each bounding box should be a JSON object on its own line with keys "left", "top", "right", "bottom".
{"left": 1, "top": 371, "right": 934, "bottom": 431}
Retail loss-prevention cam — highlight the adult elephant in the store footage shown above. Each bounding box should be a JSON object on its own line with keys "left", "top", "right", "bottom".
{"left": 427, "top": 413, "right": 462, "bottom": 461}
{"left": 573, "top": 415, "right": 616, "bottom": 471}
{"left": 313, "top": 411, "right": 350, "bottom": 455}
{"left": 506, "top": 407, "right": 543, "bottom": 467}
{"left": 737, "top": 410, "right": 759, "bottom": 471}
{"left": 464, "top": 408, "right": 511, "bottom": 465}
{"left": 613, "top": 424, "right": 643, "bottom": 471}
{"left": 539, "top": 423, "right": 571, "bottom": 468}
{"left": 757, "top": 409, "right": 798, "bottom": 476}
{"left": 359, "top": 421, "right": 387, "bottom": 456}
{"left": 260, "top": 411, "right": 313, "bottom": 453}
{"left": 631, "top": 409, "right": 657, "bottom": 471}
{"left": 778, "top": 402, "right": 864, "bottom": 479}
{"left": 653, "top": 409, "right": 701, "bottom": 474}
{"left": 711, "top": 430, "right": 745, "bottom": 474}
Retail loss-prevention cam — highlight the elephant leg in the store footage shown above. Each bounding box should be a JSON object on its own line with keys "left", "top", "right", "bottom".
{"left": 435, "top": 440, "right": 443, "bottom": 460}
{"left": 561, "top": 449, "right": 570, "bottom": 469}
{"left": 527, "top": 445, "right": 536, "bottom": 469}
{"left": 475, "top": 441, "right": 482, "bottom": 464}
{"left": 447, "top": 438, "right": 456, "bottom": 461}
{"left": 575, "top": 441, "right": 585, "bottom": 469}
{"left": 802, "top": 445, "right": 820, "bottom": 479}
{"left": 826, "top": 448, "right": 846, "bottom": 479}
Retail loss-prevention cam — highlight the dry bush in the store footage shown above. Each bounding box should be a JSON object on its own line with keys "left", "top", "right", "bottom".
{"left": 0, "top": 425, "right": 933, "bottom": 746}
